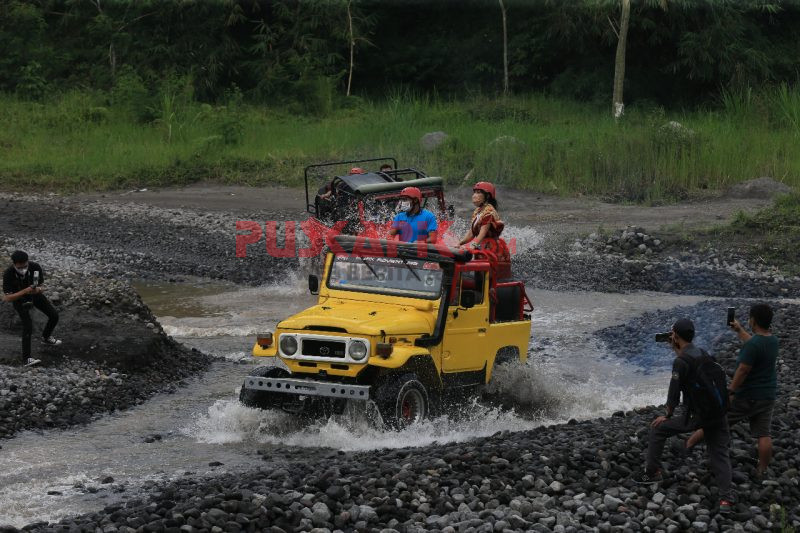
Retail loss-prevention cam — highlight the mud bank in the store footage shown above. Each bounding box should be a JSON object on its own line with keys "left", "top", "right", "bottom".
{"left": 0, "top": 272, "right": 211, "bottom": 439}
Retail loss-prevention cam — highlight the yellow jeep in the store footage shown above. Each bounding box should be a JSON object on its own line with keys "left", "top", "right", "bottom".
{"left": 240, "top": 236, "right": 532, "bottom": 428}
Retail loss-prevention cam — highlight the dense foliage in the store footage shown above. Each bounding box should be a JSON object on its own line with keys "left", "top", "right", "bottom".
{"left": 2, "top": 0, "right": 799, "bottom": 106}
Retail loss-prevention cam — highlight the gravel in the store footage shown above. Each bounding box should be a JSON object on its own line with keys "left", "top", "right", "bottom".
{"left": 0, "top": 193, "right": 294, "bottom": 284}
{"left": 516, "top": 229, "right": 800, "bottom": 297}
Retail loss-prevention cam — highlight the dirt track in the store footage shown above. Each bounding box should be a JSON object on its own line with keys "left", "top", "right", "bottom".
{"left": 77, "top": 184, "right": 774, "bottom": 234}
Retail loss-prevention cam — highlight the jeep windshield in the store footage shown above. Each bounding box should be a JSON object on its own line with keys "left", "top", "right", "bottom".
{"left": 327, "top": 254, "right": 443, "bottom": 299}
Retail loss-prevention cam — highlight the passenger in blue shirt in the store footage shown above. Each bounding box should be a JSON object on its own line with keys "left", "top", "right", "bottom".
{"left": 389, "top": 187, "right": 438, "bottom": 243}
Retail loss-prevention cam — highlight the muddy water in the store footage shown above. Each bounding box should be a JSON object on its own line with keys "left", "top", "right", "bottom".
{"left": 0, "top": 272, "right": 711, "bottom": 527}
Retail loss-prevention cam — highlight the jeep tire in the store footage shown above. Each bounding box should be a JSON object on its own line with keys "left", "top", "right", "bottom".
{"left": 239, "top": 366, "right": 290, "bottom": 410}
{"left": 373, "top": 372, "right": 430, "bottom": 429}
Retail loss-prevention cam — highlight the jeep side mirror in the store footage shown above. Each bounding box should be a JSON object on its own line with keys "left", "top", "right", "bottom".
{"left": 460, "top": 290, "right": 476, "bottom": 309}
{"left": 308, "top": 275, "right": 319, "bottom": 295}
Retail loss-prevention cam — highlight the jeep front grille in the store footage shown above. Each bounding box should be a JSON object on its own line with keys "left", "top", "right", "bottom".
{"left": 302, "top": 339, "right": 347, "bottom": 358}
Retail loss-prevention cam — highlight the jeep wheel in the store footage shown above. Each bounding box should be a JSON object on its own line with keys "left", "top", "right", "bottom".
{"left": 239, "top": 366, "right": 290, "bottom": 410}
{"left": 374, "top": 373, "right": 429, "bottom": 430}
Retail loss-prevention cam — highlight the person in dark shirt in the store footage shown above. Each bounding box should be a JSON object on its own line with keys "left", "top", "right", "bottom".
{"left": 687, "top": 304, "right": 778, "bottom": 478}
{"left": 634, "top": 318, "right": 734, "bottom": 513}
{"left": 2, "top": 250, "right": 61, "bottom": 364}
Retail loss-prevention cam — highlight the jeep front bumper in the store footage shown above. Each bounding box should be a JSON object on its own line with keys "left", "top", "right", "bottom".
{"left": 242, "top": 376, "right": 371, "bottom": 401}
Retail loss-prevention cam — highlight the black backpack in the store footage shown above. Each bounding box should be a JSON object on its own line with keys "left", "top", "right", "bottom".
{"left": 680, "top": 350, "right": 729, "bottom": 425}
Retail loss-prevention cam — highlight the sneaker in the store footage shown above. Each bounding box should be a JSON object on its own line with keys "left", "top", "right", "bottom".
{"left": 719, "top": 499, "right": 733, "bottom": 514}
{"left": 633, "top": 468, "right": 663, "bottom": 484}
{"left": 25, "top": 358, "right": 41, "bottom": 367}
{"left": 41, "top": 336, "right": 62, "bottom": 346}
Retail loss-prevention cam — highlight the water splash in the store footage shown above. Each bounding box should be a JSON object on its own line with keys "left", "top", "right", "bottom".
{"left": 163, "top": 324, "right": 262, "bottom": 338}
{"left": 188, "top": 398, "right": 542, "bottom": 451}
{"left": 185, "top": 357, "right": 659, "bottom": 452}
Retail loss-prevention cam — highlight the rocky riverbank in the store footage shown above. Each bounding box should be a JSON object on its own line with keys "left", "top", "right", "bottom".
{"left": 0, "top": 272, "right": 211, "bottom": 439}
{"left": 3, "top": 191, "right": 798, "bottom": 298}
{"left": 18, "top": 300, "right": 799, "bottom": 532}
{"left": 516, "top": 227, "right": 800, "bottom": 298}
{"left": 0, "top": 193, "right": 291, "bottom": 284}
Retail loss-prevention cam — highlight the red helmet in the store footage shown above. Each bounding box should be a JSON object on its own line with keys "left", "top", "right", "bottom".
{"left": 349, "top": 167, "right": 365, "bottom": 174}
{"left": 400, "top": 186, "right": 423, "bottom": 202}
{"left": 473, "top": 181, "right": 496, "bottom": 200}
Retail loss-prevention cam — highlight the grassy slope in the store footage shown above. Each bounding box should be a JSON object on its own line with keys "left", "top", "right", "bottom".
{"left": 0, "top": 91, "right": 798, "bottom": 202}
{"left": 708, "top": 193, "right": 800, "bottom": 275}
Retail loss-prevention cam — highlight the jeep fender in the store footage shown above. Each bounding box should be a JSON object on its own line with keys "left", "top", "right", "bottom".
{"left": 369, "top": 345, "right": 432, "bottom": 370}
{"left": 372, "top": 351, "right": 442, "bottom": 391}
{"left": 252, "top": 343, "right": 278, "bottom": 357}
{"left": 486, "top": 345, "right": 520, "bottom": 382}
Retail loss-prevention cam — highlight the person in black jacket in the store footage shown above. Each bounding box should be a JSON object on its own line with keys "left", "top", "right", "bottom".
{"left": 634, "top": 318, "right": 734, "bottom": 513}
{"left": 2, "top": 250, "right": 61, "bottom": 364}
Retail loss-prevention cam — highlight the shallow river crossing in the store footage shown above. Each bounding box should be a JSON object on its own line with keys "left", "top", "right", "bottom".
{"left": 0, "top": 272, "right": 713, "bottom": 527}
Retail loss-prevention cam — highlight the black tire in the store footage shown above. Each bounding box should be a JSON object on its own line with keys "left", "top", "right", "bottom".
{"left": 239, "top": 366, "right": 290, "bottom": 410}
{"left": 373, "top": 372, "right": 430, "bottom": 430}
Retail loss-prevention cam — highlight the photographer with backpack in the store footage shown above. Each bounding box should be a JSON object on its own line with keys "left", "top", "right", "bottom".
{"left": 634, "top": 318, "right": 734, "bottom": 514}
{"left": 686, "top": 304, "right": 778, "bottom": 479}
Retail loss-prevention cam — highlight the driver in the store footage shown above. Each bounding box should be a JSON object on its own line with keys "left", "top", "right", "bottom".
{"left": 389, "top": 187, "right": 438, "bottom": 243}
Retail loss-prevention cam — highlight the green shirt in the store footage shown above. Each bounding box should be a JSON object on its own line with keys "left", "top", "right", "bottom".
{"left": 735, "top": 334, "right": 778, "bottom": 400}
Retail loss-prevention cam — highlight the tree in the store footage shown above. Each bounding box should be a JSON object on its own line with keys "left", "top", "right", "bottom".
{"left": 346, "top": 0, "right": 355, "bottom": 96}
{"left": 611, "top": 0, "right": 630, "bottom": 119}
{"left": 343, "top": 0, "right": 374, "bottom": 97}
{"left": 499, "top": 0, "right": 509, "bottom": 95}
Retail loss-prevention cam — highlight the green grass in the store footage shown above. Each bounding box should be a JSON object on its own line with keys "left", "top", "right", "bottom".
{"left": 0, "top": 88, "right": 799, "bottom": 201}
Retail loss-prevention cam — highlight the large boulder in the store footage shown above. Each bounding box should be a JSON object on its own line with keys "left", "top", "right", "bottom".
{"left": 725, "top": 177, "right": 794, "bottom": 199}
{"left": 656, "top": 120, "right": 696, "bottom": 146}
{"left": 420, "top": 131, "right": 448, "bottom": 152}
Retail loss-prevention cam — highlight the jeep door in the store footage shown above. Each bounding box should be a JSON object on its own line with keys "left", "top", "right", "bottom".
{"left": 441, "top": 270, "right": 490, "bottom": 374}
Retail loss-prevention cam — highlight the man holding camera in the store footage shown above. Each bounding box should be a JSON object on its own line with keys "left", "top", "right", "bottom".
{"left": 2, "top": 250, "right": 61, "bottom": 365}
{"left": 687, "top": 304, "right": 778, "bottom": 478}
{"left": 635, "top": 318, "right": 734, "bottom": 513}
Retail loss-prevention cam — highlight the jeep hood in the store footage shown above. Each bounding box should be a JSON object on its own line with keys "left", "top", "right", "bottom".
{"left": 278, "top": 299, "right": 434, "bottom": 335}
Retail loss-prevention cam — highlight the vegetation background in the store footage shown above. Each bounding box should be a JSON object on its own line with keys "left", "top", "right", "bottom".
{"left": 1, "top": 0, "right": 799, "bottom": 203}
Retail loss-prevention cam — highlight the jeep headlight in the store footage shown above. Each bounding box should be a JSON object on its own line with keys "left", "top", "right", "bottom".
{"left": 348, "top": 340, "right": 368, "bottom": 361}
{"left": 279, "top": 335, "right": 298, "bottom": 356}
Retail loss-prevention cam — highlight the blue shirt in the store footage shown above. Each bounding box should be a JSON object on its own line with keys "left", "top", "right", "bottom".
{"left": 392, "top": 209, "right": 438, "bottom": 242}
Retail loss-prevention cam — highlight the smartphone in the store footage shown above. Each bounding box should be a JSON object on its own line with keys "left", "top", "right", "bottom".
{"left": 727, "top": 307, "right": 735, "bottom": 325}
{"left": 33, "top": 271, "right": 39, "bottom": 288}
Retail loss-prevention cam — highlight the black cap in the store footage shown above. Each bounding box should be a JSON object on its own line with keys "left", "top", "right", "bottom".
{"left": 672, "top": 318, "right": 695, "bottom": 341}
{"left": 11, "top": 250, "right": 28, "bottom": 264}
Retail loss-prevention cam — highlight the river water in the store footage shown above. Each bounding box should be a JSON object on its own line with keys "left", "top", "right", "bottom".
{"left": 0, "top": 264, "right": 713, "bottom": 527}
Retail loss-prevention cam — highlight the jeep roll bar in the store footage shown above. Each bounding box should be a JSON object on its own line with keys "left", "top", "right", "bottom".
{"left": 305, "top": 157, "right": 398, "bottom": 213}
{"left": 331, "top": 235, "right": 472, "bottom": 264}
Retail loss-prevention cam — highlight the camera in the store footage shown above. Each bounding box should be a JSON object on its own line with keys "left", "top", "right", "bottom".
{"left": 654, "top": 331, "right": 672, "bottom": 343}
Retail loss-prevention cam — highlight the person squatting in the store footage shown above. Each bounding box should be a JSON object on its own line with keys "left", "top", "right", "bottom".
{"left": 2, "top": 250, "right": 62, "bottom": 365}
